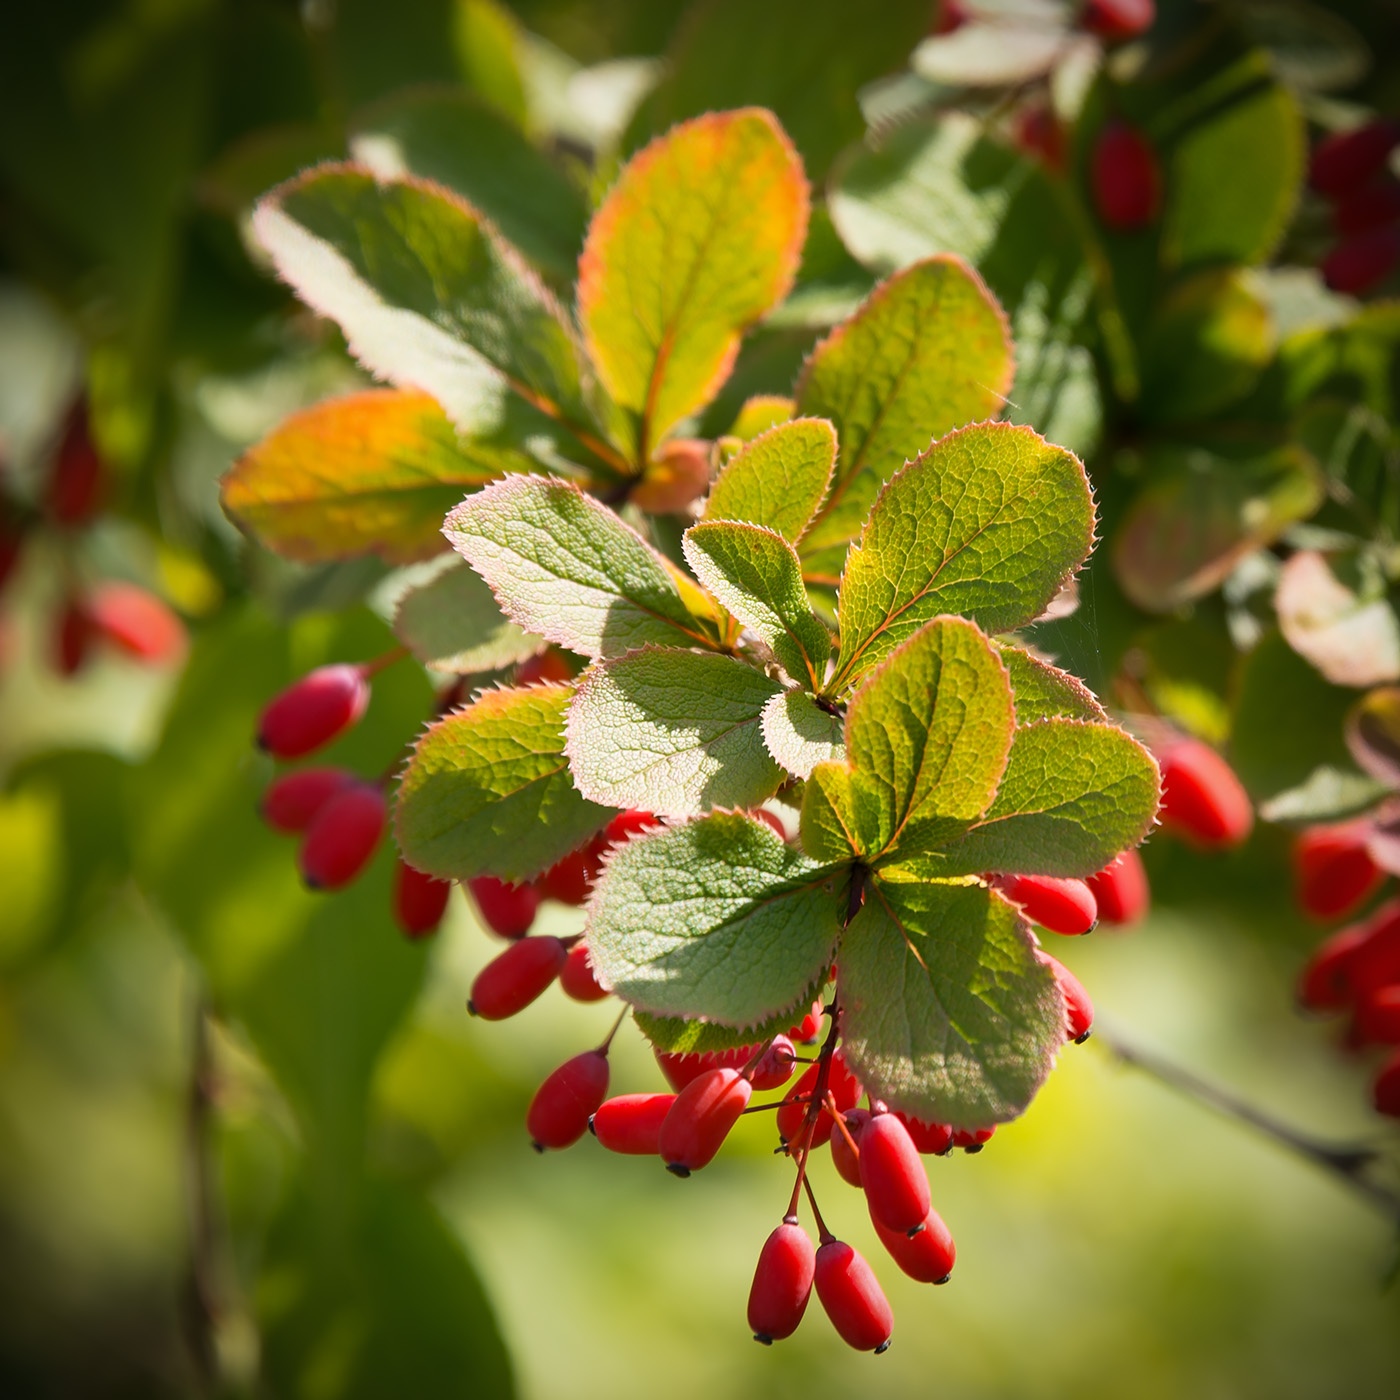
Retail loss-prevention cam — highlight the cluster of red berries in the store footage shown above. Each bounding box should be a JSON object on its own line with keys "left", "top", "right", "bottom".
{"left": 1310, "top": 120, "right": 1400, "bottom": 296}
{"left": 938, "top": 0, "right": 1154, "bottom": 45}
{"left": 255, "top": 653, "right": 453, "bottom": 936}
{"left": 0, "top": 398, "right": 187, "bottom": 676}
{"left": 1294, "top": 821, "right": 1400, "bottom": 1118}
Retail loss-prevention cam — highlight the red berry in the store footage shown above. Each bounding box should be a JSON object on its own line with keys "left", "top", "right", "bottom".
{"left": 1348, "top": 902, "right": 1400, "bottom": 999}
{"left": 46, "top": 401, "right": 103, "bottom": 526}
{"left": 590, "top": 1093, "right": 676, "bottom": 1154}
{"left": 871, "top": 1205, "right": 956, "bottom": 1284}
{"left": 468, "top": 935, "right": 566, "bottom": 1019}
{"left": 1039, "top": 951, "right": 1095, "bottom": 1043}
{"left": 814, "top": 1239, "right": 892, "bottom": 1353}
{"left": 89, "top": 582, "right": 186, "bottom": 663}
{"left": 298, "top": 782, "right": 386, "bottom": 890}
{"left": 603, "top": 808, "right": 656, "bottom": 848}
{"left": 1357, "top": 985, "right": 1400, "bottom": 1044}
{"left": 1157, "top": 738, "right": 1253, "bottom": 850}
{"left": 859, "top": 1111, "right": 931, "bottom": 1236}
{"left": 1334, "top": 179, "right": 1400, "bottom": 236}
{"left": 952, "top": 1126, "right": 995, "bottom": 1152}
{"left": 1374, "top": 1048, "right": 1400, "bottom": 1117}
{"left": 747, "top": 1221, "right": 816, "bottom": 1344}
{"left": 748, "top": 1035, "right": 798, "bottom": 1092}
{"left": 527, "top": 1049, "right": 610, "bottom": 1151}
{"left": 659, "top": 1067, "right": 752, "bottom": 1175}
{"left": 1323, "top": 226, "right": 1400, "bottom": 296}
{"left": 1310, "top": 121, "right": 1400, "bottom": 198}
{"left": 789, "top": 1001, "right": 824, "bottom": 1042}
{"left": 261, "top": 766, "right": 355, "bottom": 833}
{"left": 537, "top": 845, "right": 599, "bottom": 905}
{"left": 777, "top": 1052, "right": 862, "bottom": 1151}
{"left": 1013, "top": 103, "right": 1066, "bottom": 172}
{"left": 655, "top": 1045, "right": 755, "bottom": 1091}
{"left": 830, "top": 1107, "right": 870, "bottom": 1188}
{"left": 560, "top": 942, "right": 609, "bottom": 1002}
{"left": 1081, "top": 0, "right": 1154, "bottom": 42}
{"left": 54, "top": 597, "right": 94, "bottom": 676}
{"left": 394, "top": 859, "right": 452, "bottom": 937}
{"left": 1092, "top": 121, "right": 1162, "bottom": 230}
{"left": 1297, "top": 924, "right": 1370, "bottom": 1011}
{"left": 257, "top": 664, "right": 370, "bottom": 759}
{"left": 468, "top": 876, "right": 540, "bottom": 938}
{"left": 1086, "top": 848, "right": 1150, "bottom": 925}
{"left": 0, "top": 503, "right": 25, "bottom": 595}
{"left": 934, "top": 0, "right": 967, "bottom": 34}
{"left": 1293, "top": 822, "right": 1383, "bottom": 922}
{"left": 893, "top": 1112, "right": 953, "bottom": 1156}
{"left": 752, "top": 808, "right": 787, "bottom": 839}
{"left": 516, "top": 648, "right": 574, "bottom": 685}
{"left": 996, "top": 873, "right": 1098, "bottom": 935}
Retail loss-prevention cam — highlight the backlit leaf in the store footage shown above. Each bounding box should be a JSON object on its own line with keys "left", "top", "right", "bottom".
{"left": 392, "top": 560, "right": 543, "bottom": 673}
{"left": 703, "top": 418, "right": 835, "bottom": 543}
{"left": 999, "top": 644, "right": 1107, "bottom": 724}
{"left": 761, "top": 689, "right": 846, "bottom": 780}
{"left": 1276, "top": 550, "right": 1400, "bottom": 688}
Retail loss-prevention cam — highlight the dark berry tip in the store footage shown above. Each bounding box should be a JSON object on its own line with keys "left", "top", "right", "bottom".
{"left": 934, "top": 1273, "right": 951, "bottom": 1286}
{"left": 664, "top": 1162, "right": 691, "bottom": 1178}
{"left": 530, "top": 1140, "right": 545, "bottom": 1154}
{"left": 466, "top": 1000, "right": 479, "bottom": 1017}
{"left": 587, "top": 1115, "right": 597, "bottom": 1136}
{"left": 752, "top": 1334, "right": 773, "bottom": 1346}
{"left": 303, "top": 875, "right": 323, "bottom": 891}
{"left": 906, "top": 1223, "right": 926, "bottom": 1239}
{"left": 964, "top": 1143, "right": 984, "bottom": 1154}
{"left": 875, "top": 1340, "right": 891, "bottom": 1355}
{"left": 1074, "top": 1029, "right": 1092, "bottom": 1045}
{"left": 938, "top": 1145, "right": 954, "bottom": 1157}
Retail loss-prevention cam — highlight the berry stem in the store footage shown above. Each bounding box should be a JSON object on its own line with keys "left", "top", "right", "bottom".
{"left": 599, "top": 1006, "right": 629, "bottom": 1055}
{"left": 801, "top": 1173, "right": 832, "bottom": 1245}
{"left": 358, "top": 644, "right": 411, "bottom": 679}
{"left": 828, "top": 1093, "right": 861, "bottom": 1157}
{"left": 785, "top": 1001, "right": 843, "bottom": 1219}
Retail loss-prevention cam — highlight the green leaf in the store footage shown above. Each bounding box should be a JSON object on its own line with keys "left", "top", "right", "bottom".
{"left": 1112, "top": 439, "right": 1322, "bottom": 613}
{"left": 683, "top": 521, "right": 831, "bottom": 686}
{"left": 704, "top": 418, "right": 835, "bottom": 543}
{"left": 578, "top": 109, "right": 808, "bottom": 452}
{"left": 393, "top": 560, "right": 543, "bottom": 674}
{"left": 565, "top": 650, "right": 784, "bottom": 817}
{"left": 586, "top": 813, "right": 845, "bottom": 1028}
{"left": 394, "top": 682, "right": 614, "bottom": 883}
{"left": 634, "top": 975, "right": 826, "bottom": 1054}
{"left": 221, "top": 389, "right": 512, "bottom": 566}
{"left": 631, "top": 0, "right": 931, "bottom": 180}
{"left": 999, "top": 644, "right": 1107, "bottom": 724}
{"left": 727, "top": 395, "right": 795, "bottom": 441}
{"left": 253, "top": 164, "right": 619, "bottom": 463}
{"left": 839, "top": 876, "right": 1062, "bottom": 1128}
{"left": 796, "top": 258, "right": 1015, "bottom": 566}
{"left": 1163, "top": 82, "right": 1303, "bottom": 270}
{"left": 761, "top": 689, "right": 846, "bottom": 780}
{"left": 801, "top": 617, "right": 1015, "bottom": 863}
{"left": 833, "top": 422, "right": 1095, "bottom": 688}
{"left": 1276, "top": 549, "right": 1400, "bottom": 688}
{"left": 930, "top": 720, "right": 1160, "bottom": 879}
{"left": 444, "top": 475, "right": 717, "bottom": 659}
{"left": 349, "top": 87, "right": 588, "bottom": 282}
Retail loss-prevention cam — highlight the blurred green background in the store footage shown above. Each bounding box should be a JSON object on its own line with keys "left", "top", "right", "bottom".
{"left": 3, "top": 1, "right": 1400, "bottom": 1396}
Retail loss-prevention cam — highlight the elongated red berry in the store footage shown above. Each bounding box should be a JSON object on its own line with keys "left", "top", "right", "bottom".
{"left": 47, "top": 402, "right": 103, "bottom": 526}
{"left": 603, "top": 808, "right": 656, "bottom": 848}
{"left": 1157, "top": 738, "right": 1252, "bottom": 849}
{"left": 814, "top": 1239, "right": 892, "bottom": 1353}
{"left": 777, "top": 1053, "right": 862, "bottom": 1151}
{"left": 656, "top": 1045, "right": 755, "bottom": 1091}
{"left": 0, "top": 505, "right": 24, "bottom": 595}
{"left": 89, "top": 582, "right": 186, "bottom": 663}
{"left": 1375, "top": 1048, "right": 1400, "bottom": 1117}
{"left": 1358, "top": 985, "right": 1400, "bottom": 1044}
{"left": 997, "top": 873, "right": 1097, "bottom": 934}
{"left": 537, "top": 845, "right": 598, "bottom": 905}
{"left": 1092, "top": 121, "right": 1161, "bottom": 230}
{"left": 257, "top": 663, "right": 369, "bottom": 759}
{"left": 830, "top": 1107, "right": 870, "bottom": 1187}
{"left": 560, "top": 942, "right": 609, "bottom": 1002}
{"left": 659, "top": 1067, "right": 752, "bottom": 1176}
{"left": 749, "top": 1035, "right": 798, "bottom": 1092}
{"left": 527, "top": 1049, "right": 610, "bottom": 1151}
{"left": 1081, "top": 0, "right": 1154, "bottom": 42}
{"left": 1335, "top": 179, "right": 1400, "bottom": 235}
{"left": 1039, "top": 951, "right": 1094, "bottom": 1043}
{"left": 748, "top": 1221, "right": 816, "bottom": 1344}
{"left": 1323, "top": 226, "right": 1400, "bottom": 296}
{"left": 54, "top": 598, "right": 94, "bottom": 676}
{"left": 590, "top": 1093, "right": 676, "bottom": 1154}
{"left": 790, "top": 1001, "right": 823, "bottom": 1042}
{"left": 1297, "top": 925, "right": 1369, "bottom": 1011}
{"left": 1348, "top": 902, "right": 1400, "bottom": 998}
{"left": 860, "top": 1111, "right": 931, "bottom": 1236}
{"left": 894, "top": 1112, "right": 953, "bottom": 1156}
{"left": 1013, "top": 103, "right": 1066, "bottom": 172}
{"left": 952, "top": 1126, "right": 995, "bottom": 1152}
{"left": 298, "top": 782, "right": 385, "bottom": 890}
{"left": 516, "top": 648, "right": 574, "bottom": 685}
{"left": 261, "top": 767, "right": 354, "bottom": 833}
{"left": 1087, "top": 848, "right": 1150, "bottom": 925}
{"left": 468, "top": 876, "right": 540, "bottom": 938}
{"left": 1294, "top": 822, "right": 1383, "bottom": 922}
{"left": 394, "top": 859, "right": 452, "bottom": 937}
{"left": 1311, "top": 121, "right": 1400, "bottom": 198}
{"left": 871, "top": 1205, "right": 955, "bottom": 1284}
{"left": 468, "top": 935, "right": 566, "bottom": 1019}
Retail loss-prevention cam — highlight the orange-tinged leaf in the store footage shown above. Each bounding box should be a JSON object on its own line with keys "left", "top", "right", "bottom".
{"left": 221, "top": 389, "right": 511, "bottom": 564}
{"left": 578, "top": 108, "right": 808, "bottom": 456}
